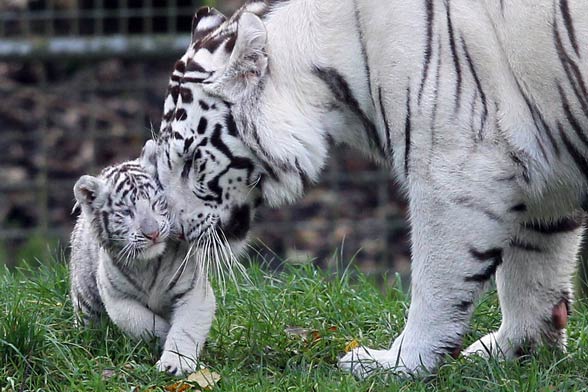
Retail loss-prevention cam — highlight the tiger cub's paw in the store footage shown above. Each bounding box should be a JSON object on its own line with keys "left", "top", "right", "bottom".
{"left": 156, "top": 351, "right": 198, "bottom": 376}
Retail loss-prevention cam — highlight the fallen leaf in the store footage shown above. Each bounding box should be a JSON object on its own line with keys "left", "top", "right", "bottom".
{"left": 164, "top": 381, "right": 195, "bottom": 392}
{"left": 187, "top": 369, "right": 221, "bottom": 390}
{"left": 310, "top": 330, "right": 321, "bottom": 342}
{"left": 344, "top": 339, "right": 360, "bottom": 353}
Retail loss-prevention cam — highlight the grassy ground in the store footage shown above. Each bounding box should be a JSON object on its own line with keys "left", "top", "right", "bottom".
{"left": 2, "top": 261, "right": 588, "bottom": 391}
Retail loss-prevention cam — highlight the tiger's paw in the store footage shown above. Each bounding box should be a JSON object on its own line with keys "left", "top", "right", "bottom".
{"left": 463, "top": 332, "right": 526, "bottom": 360}
{"left": 339, "top": 346, "right": 410, "bottom": 379}
{"left": 156, "top": 351, "right": 198, "bottom": 376}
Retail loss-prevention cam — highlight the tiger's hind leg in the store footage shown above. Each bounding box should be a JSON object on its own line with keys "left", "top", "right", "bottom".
{"left": 340, "top": 168, "right": 522, "bottom": 378}
{"left": 464, "top": 216, "right": 582, "bottom": 358}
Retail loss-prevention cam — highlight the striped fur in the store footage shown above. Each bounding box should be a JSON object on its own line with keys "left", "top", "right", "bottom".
{"left": 69, "top": 141, "right": 215, "bottom": 376}
{"left": 156, "top": 0, "right": 588, "bottom": 377}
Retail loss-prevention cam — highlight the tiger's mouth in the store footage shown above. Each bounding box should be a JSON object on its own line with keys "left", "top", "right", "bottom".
{"left": 219, "top": 205, "right": 251, "bottom": 241}
{"left": 180, "top": 204, "right": 252, "bottom": 244}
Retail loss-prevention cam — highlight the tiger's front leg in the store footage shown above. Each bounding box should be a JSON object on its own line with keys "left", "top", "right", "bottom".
{"left": 340, "top": 170, "right": 521, "bottom": 377}
{"left": 157, "top": 279, "right": 216, "bottom": 376}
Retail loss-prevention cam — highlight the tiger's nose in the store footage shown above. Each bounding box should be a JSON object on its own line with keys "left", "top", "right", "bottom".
{"left": 143, "top": 230, "right": 160, "bottom": 241}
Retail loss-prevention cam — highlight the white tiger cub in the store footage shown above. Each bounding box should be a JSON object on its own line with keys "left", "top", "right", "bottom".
{"left": 70, "top": 140, "right": 215, "bottom": 375}
{"left": 154, "top": 1, "right": 588, "bottom": 378}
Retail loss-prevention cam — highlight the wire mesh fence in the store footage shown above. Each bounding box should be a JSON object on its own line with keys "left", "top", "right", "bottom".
{"left": 0, "top": 0, "right": 410, "bottom": 274}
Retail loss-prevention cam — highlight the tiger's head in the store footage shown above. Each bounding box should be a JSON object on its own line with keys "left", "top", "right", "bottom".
{"left": 156, "top": 4, "right": 322, "bottom": 249}
{"left": 74, "top": 141, "right": 171, "bottom": 261}
{"left": 154, "top": 7, "right": 264, "bottom": 248}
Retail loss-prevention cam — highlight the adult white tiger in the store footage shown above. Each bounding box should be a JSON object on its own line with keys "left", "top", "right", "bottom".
{"left": 156, "top": 0, "right": 588, "bottom": 377}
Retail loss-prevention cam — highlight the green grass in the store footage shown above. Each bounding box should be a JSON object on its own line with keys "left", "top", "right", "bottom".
{"left": 2, "top": 261, "right": 588, "bottom": 391}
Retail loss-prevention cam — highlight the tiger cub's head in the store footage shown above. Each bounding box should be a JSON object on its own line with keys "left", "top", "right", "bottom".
{"left": 74, "top": 141, "right": 172, "bottom": 261}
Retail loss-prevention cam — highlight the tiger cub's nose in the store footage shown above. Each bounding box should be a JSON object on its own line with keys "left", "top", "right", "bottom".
{"left": 143, "top": 230, "right": 160, "bottom": 241}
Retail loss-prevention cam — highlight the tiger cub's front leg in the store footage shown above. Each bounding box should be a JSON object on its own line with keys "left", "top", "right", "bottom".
{"left": 340, "top": 168, "right": 521, "bottom": 377}
{"left": 156, "top": 279, "right": 216, "bottom": 376}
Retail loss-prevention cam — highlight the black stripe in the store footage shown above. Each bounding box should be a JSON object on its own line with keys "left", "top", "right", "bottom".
{"left": 461, "top": 36, "right": 488, "bottom": 137}
{"left": 199, "top": 100, "right": 210, "bottom": 111}
{"left": 431, "top": 40, "right": 442, "bottom": 141}
{"left": 553, "top": 18, "right": 588, "bottom": 119}
{"left": 453, "top": 196, "right": 502, "bottom": 222}
{"left": 175, "top": 108, "right": 188, "bottom": 121}
{"left": 102, "top": 265, "right": 143, "bottom": 301}
{"left": 523, "top": 215, "right": 583, "bottom": 234}
{"left": 404, "top": 85, "right": 412, "bottom": 177}
{"left": 186, "top": 58, "right": 206, "bottom": 73}
{"left": 558, "top": 122, "right": 588, "bottom": 183}
{"left": 180, "top": 87, "right": 193, "bottom": 104}
{"left": 510, "top": 203, "right": 527, "bottom": 213}
{"left": 170, "top": 85, "right": 180, "bottom": 104}
{"left": 515, "top": 80, "right": 558, "bottom": 159}
{"left": 558, "top": 84, "right": 588, "bottom": 147}
{"left": 470, "top": 247, "right": 503, "bottom": 261}
{"left": 465, "top": 247, "right": 503, "bottom": 282}
{"left": 377, "top": 86, "right": 393, "bottom": 158}
{"left": 183, "top": 137, "right": 194, "bottom": 154}
{"left": 509, "top": 238, "right": 542, "bottom": 252}
{"left": 112, "top": 262, "right": 146, "bottom": 296}
{"left": 197, "top": 117, "right": 208, "bottom": 134}
{"left": 147, "top": 256, "right": 163, "bottom": 292}
{"left": 295, "top": 158, "right": 311, "bottom": 193}
{"left": 182, "top": 77, "right": 207, "bottom": 84}
{"left": 445, "top": 0, "right": 462, "bottom": 115}
{"left": 181, "top": 160, "right": 192, "bottom": 180}
{"left": 455, "top": 300, "right": 473, "bottom": 312}
{"left": 313, "top": 67, "right": 385, "bottom": 157}
{"left": 559, "top": 0, "right": 580, "bottom": 57}
{"left": 418, "top": 0, "right": 435, "bottom": 105}
{"left": 101, "top": 211, "right": 111, "bottom": 239}
{"left": 509, "top": 152, "right": 531, "bottom": 183}
{"left": 353, "top": 0, "right": 375, "bottom": 108}
{"left": 75, "top": 292, "right": 103, "bottom": 317}
{"left": 174, "top": 60, "right": 186, "bottom": 73}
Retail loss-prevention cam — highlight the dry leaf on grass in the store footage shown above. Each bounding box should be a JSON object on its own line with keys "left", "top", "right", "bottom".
{"left": 344, "top": 339, "right": 360, "bottom": 352}
{"left": 187, "top": 368, "right": 221, "bottom": 390}
{"left": 164, "top": 381, "right": 195, "bottom": 392}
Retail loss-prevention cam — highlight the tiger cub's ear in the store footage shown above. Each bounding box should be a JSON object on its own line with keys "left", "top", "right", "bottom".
{"left": 74, "top": 175, "right": 107, "bottom": 211}
{"left": 192, "top": 6, "right": 227, "bottom": 43}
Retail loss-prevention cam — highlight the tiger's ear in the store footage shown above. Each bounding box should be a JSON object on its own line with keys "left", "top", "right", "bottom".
{"left": 74, "top": 175, "right": 107, "bottom": 211}
{"left": 205, "top": 12, "right": 268, "bottom": 100}
{"left": 140, "top": 139, "right": 158, "bottom": 177}
{"left": 192, "top": 6, "right": 227, "bottom": 43}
